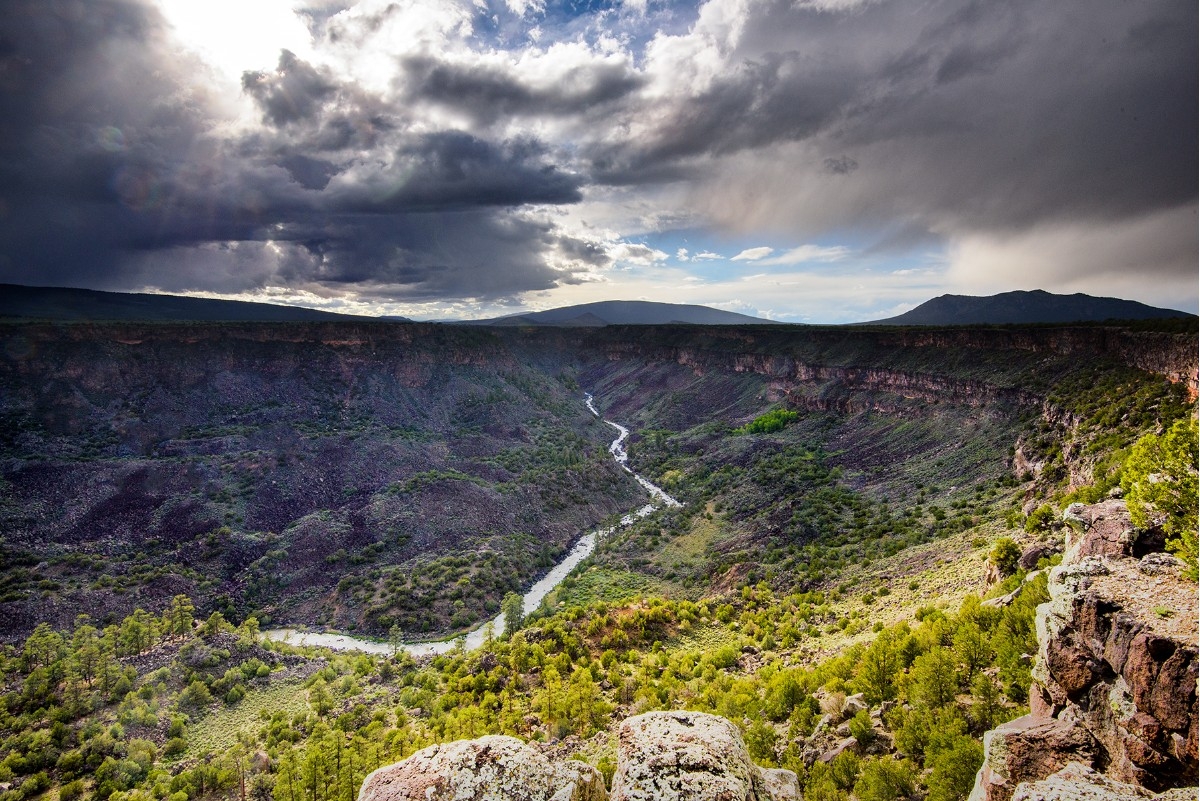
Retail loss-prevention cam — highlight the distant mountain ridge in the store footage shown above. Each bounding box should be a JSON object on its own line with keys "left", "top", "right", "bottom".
{"left": 0, "top": 284, "right": 384, "bottom": 322}
{"left": 468, "top": 300, "right": 773, "bottom": 326}
{"left": 866, "top": 290, "right": 1194, "bottom": 326}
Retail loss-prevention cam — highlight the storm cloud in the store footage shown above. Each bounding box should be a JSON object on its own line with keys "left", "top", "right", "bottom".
{"left": 0, "top": 0, "right": 1194, "bottom": 318}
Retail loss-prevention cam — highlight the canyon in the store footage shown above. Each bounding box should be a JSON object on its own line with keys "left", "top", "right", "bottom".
{"left": 1, "top": 320, "right": 1193, "bottom": 641}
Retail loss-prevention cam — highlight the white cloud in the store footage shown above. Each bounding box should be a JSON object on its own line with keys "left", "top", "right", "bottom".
{"left": 506, "top": 0, "right": 545, "bottom": 15}
{"left": 607, "top": 242, "right": 670, "bottom": 267}
{"left": 758, "top": 244, "right": 850, "bottom": 265}
{"left": 730, "top": 246, "right": 774, "bottom": 261}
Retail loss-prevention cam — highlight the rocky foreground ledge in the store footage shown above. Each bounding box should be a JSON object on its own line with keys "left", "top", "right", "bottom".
{"left": 357, "top": 710, "right": 798, "bottom": 801}
{"left": 970, "top": 499, "right": 1198, "bottom": 801}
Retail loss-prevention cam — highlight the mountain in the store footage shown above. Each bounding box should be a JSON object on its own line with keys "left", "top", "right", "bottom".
{"left": 468, "top": 300, "right": 774, "bottom": 326}
{"left": 865, "top": 289, "right": 1194, "bottom": 325}
{"left": 0, "top": 283, "right": 390, "bottom": 322}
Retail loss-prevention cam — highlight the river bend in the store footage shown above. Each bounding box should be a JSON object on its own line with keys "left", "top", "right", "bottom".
{"left": 264, "top": 394, "right": 679, "bottom": 656}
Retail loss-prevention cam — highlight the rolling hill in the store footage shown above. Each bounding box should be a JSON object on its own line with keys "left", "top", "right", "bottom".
{"left": 468, "top": 300, "right": 774, "bottom": 326}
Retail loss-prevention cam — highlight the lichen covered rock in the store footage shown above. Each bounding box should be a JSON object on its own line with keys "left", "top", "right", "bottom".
{"left": 1011, "top": 762, "right": 1191, "bottom": 801}
{"left": 970, "top": 717, "right": 1098, "bottom": 801}
{"left": 357, "top": 735, "right": 606, "bottom": 801}
{"left": 610, "top": 711, "right": 798, "bottom": 801}
{"left": 1033, "top": 547, "right": 1197, "bottom": 787}
{"left": 356, "top": 712, "right": 797, "bottom": 801}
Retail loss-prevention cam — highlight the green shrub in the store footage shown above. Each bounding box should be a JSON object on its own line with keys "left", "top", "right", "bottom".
{"left": 59, "top": 780, "right": 85, "bottom": 801}
{"left": 177, "top": 680, "right": 213, "bottom": 711}
{"left": 1123, "top": 417, "right": 1198, "bottom": 581}
{"left": 925, "top": 735, "right": 984, "bottom": 801}
{"left": 853, "top": 758, "right": 917, "bottom": 801}
{"left": 736, "top": 409, "right": 799, "bottom": 435}
{"left": 988, "top": 538, "right": 1021, "bottom": 576}
{"left": 848, "top": 709, "right": 875, "bottom": 745}
{"left": 1024, "top": 505, "right": 1055, "bottom": 534}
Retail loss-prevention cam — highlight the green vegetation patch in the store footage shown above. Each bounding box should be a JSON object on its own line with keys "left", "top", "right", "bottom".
{"left": 735, "top": 409, "right": 799, "bottom": 435}
{"left": 541, "top": 565, "right": 670, "bottom": 609}
{"left": 187, "top": 680, "right": 310, "bottom": 758}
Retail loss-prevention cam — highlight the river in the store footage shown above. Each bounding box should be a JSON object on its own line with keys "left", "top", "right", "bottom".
{"left": 263, "top": 393, "right": 679, "bottom": 656}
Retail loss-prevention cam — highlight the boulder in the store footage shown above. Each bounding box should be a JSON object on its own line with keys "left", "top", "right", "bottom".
{"left": 842, "top": 693, "right": 868, "bottom": 716}
{"left": 985, "top": 559, "right": 1005, "bottom": 588}
{"left": 1019, "top": 542, "right": 1061, "bottom": 571}
{"left": 1010, "top": 761, "right": 1194, "bottom": 801}
{"left": 1060, "top": 500, "right": 1162, "bottom": 561}
{"left": 610, "top": 711, "right": 795, "bottom": 801}
{"left": 969, "top": 715, "right": 1098, "bottom": 801}
{"left": 1011, "top": 762, "right": 1153, "bottom": 801}
{"left": 759, "top": 770, "right": 801, "bottom": 801}
{"left": 817, "top": 737, "right": 860, "bottom": 764}
{"left": 357, "top": 735, "right": 606, "bottom": 801}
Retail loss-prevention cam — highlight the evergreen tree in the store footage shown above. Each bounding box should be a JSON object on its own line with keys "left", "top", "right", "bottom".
{"left": 1123, "top": 417, "right": 1199, "bottom": 580}
{"left": 501, "top": 592, "right": 524, "bottom": 636}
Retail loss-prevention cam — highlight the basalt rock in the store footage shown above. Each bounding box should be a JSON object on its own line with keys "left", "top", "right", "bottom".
{"left": 1019, "top": 542, "right": 1062, "bottom": 572}
{"left": 970, "top": 500, "right": 1198, "bottom": 801}
{"left": 971, "top": 716, "right": 1099, "bottom": 801}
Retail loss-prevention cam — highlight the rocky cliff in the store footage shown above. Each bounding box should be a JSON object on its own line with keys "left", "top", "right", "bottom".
{"left": 970, "top": 500, "right": 1198, "bottom": 801}
{"left": 552, "top": 323, "right": 1199, "bottom": 400}
{"left": 357, "top": 711, "right": 799, "bottom": 801}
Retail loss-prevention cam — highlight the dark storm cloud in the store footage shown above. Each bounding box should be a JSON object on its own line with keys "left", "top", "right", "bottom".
{"left": 0, "top": 0, "right": 590, "bottom": 301}
{"left": 243, "top": 50, "right": 338, "bottom": 126}
{"left": 589, "top": 50, "right": 855, "bottom": 184}
{"left": 112, "top": 210, "right": 592, "bottom": 299}
{"left": 326, "top": 131, "right": 582, "bottom": 212}
{"left": 0, "top": 0, "right": 1193, "bottom": 307}
{"left": 296, "top": 211, "right": 587, "bottom": 298}
{"left": 595, "top": 0, "right": 1196, "bottom": 235}
{"left": 0, "top": 0, "right": 224, "bottom": 285}
{"left": 400, "top": 54, "right": 644, "bottom": 126}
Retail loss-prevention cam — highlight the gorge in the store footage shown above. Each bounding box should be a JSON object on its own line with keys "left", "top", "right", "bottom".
{"left": 0, "top": 317, "right": 1195, "bottom": 801}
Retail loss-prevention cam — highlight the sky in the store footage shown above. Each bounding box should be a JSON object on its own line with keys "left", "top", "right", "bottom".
{"left": 0, "top": 0, "right": 1195, "bottom": 323}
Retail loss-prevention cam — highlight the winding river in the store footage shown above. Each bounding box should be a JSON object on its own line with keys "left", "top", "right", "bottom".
{"left": 264, "top": 393, "right": 679, "bottom": 656}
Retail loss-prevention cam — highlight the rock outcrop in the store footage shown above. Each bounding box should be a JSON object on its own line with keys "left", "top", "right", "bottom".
{"left": 610, "top": 711, "right": 799, "bottom": 801}
{"left": 357, "top": 735, "right": 607, "bottom": 801}
{"left": 1011, "top": 762, "right": 1194, "bottom": 801}
{"left": 970, "top": 500, "right": 1198, "bottom": 801}
{"left": 357, "top": 712, "right": 799, "bottom": 801}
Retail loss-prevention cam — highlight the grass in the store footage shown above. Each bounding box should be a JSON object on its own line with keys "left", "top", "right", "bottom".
{"left": 186, "top": 680, "right": 310, "bottom": 758}
{"left": 540, "top": 566, "right": 671, "bottom": 610}
{"left": 666, "top": 622, "right": 740, "bottom": 655}
{"left": 651, "top": 510, "right": 722, "bottom": 580}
